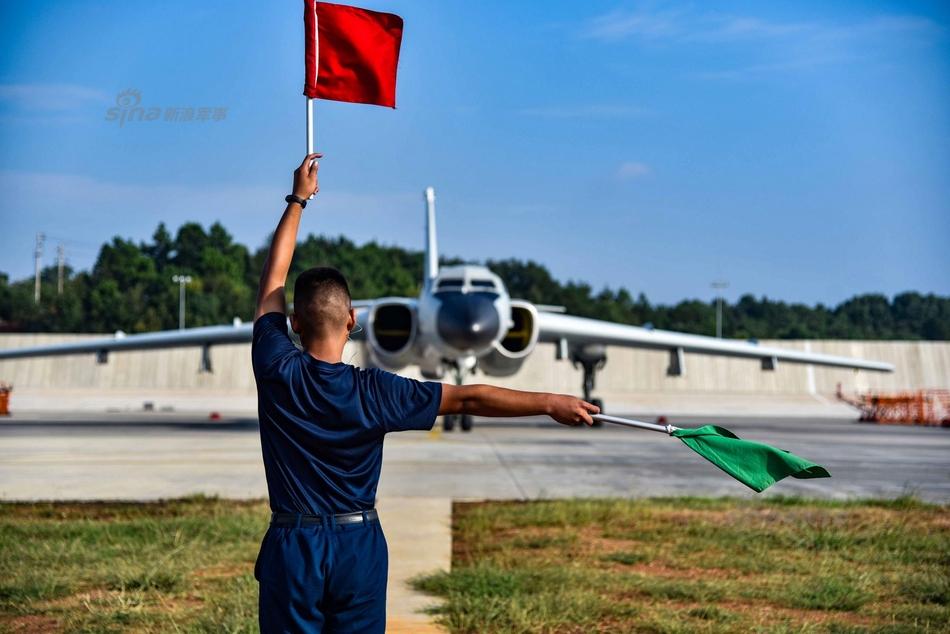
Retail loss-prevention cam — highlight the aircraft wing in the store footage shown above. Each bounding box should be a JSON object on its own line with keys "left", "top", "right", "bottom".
{"left": 0, "top": 307, "right": 371, "bottom": 363}
{"left": 535, "top": 311, "right": 894, "bottom": 373}
{"left": 0, "top": 323, "right": 255, "bottom": 361}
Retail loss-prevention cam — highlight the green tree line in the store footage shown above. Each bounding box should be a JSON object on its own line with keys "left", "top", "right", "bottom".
{"left": 1, "top": 222, "right": 947, "bottom": 340}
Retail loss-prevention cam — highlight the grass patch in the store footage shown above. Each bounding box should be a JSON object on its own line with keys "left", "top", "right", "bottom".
{"left": 784, "top": 576, "right": 872, "bottom": 611}
{"left": 0, "top": 496, "right": 266, "bottom": 632}
{"left": 416, "top": 497, "right": 950, "bottom": 633}
{"left": 687, "top": 605, "right": 733, "bottom": 622}
{"left": 601, "top": 551, "right": 647, "bottom": 566}
{"left": 1, "top": 496, "right": 947, "bottom": 632}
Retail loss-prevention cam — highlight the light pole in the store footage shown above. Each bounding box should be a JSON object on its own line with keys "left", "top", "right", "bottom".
{"left": 711, "top": 280, "right": 729, "bottom": 339}
{"left": 172, "top": 275, "right": 192, "bottom": 330}
{"left": 57, "top": 244, "right": 65, "bottom": 296}
{"left": 33, "top": 233, "right": 45, "bottom": 304}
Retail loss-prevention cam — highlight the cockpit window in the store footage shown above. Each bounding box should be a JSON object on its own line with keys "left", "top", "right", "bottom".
{"left": 470, "top": 279, "right": 495, "bottom": 288}
{"left": 437, "top": 279, "right": 463, "bottom": 289}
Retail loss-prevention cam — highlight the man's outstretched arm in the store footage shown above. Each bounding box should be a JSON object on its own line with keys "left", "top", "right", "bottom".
{"left": 255, "top": 153, "right": 322, "bottom": 321}
{"left": 439, "top": 384, "right": 600, "bottom": 427}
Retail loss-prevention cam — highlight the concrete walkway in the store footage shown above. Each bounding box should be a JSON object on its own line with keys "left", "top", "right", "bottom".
{"left": 378, "top": 497, "right": 450, "bottom": 633}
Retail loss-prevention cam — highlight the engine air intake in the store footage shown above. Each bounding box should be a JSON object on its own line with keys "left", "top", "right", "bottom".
{"left": 371, "top": 304, "right": 413, "bottom": 353}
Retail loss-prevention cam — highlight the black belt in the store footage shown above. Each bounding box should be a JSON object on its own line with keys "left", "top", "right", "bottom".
{"left": 270, "top": 509, "right": 378, "bottom": 527}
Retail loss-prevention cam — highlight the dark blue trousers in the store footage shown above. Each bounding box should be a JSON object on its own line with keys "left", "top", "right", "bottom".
{"left": 255, "top": 517, "right": 388, "bottom": 633}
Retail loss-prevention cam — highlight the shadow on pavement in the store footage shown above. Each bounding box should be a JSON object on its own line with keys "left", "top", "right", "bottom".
{"left": 0, "top": 418, "right": 260, "bottom": 432}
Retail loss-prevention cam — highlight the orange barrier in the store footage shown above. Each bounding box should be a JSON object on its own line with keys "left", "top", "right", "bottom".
{"left": 0, "top": 382, "right": 10, "bottom": 416}
{"left": 837, "top": 384, "right": 950, "bottom": 426}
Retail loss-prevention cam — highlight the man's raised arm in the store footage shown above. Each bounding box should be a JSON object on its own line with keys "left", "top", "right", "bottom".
{"left": 255, "top": 153, "right": 322, "bottom": 321}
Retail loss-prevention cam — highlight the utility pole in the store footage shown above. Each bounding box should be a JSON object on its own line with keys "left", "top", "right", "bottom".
{"left": 33, "top": 233, "right": 45, "bottom": 304}
{"left": 711, "top": 280, "right": 729, "bottom": 339}
{"left": 57, "top": 245, "right": 65, "bottom": 295}
{"left": 172, "top": 275, "right": 192, "bottom": 330}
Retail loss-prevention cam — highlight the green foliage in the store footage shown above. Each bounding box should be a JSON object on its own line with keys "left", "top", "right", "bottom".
{"left": 1, "top": 222, "right": 948, "bottom": 338}
{"left": 1, "top": 223, "right": 252, "bottom": 333}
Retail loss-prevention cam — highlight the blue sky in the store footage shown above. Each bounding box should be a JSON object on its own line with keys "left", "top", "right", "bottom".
{"left": 0, "top": 0, "right": 947, "bottom": 305}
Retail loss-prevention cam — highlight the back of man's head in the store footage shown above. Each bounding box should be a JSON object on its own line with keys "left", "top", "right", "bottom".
{"left": 293, "top": 267, "right": 352, "bottom": 339}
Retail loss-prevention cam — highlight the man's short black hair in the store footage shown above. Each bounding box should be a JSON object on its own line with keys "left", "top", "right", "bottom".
{"left": 293, "top": 267, "right": 352, "bottom": 337}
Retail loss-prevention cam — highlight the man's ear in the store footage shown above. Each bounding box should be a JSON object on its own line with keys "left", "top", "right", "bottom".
{"left": 347, "top": 308, "right": 357, "bottom": 332}
{"left": 290, "top": 312, "right": 302, "bottom": 334}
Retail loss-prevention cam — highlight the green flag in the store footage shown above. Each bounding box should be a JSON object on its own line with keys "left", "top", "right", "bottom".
{"left": 670, "top": 425, "right": 831, "bottom": 492}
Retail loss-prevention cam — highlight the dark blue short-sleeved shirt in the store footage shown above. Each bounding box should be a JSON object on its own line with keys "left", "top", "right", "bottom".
{"left": 251, "top": 312, "right": 442, "bottom": 515}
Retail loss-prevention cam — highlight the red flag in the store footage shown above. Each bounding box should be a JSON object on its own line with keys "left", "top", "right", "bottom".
{"left": 304, "top": 1, "right": 403, "bottom": 108}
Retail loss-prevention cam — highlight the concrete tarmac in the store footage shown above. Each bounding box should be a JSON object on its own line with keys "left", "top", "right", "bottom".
{"left": 1, "top": 412, "right": 948, "bottom": 502}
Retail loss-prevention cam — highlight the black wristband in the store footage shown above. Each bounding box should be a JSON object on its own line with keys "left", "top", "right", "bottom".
{"left": 285, "top": 194, "right": 308, "bottom": 209}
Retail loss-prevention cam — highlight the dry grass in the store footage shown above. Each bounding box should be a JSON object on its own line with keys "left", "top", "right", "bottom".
{"left": 415, "top": 496, "right": 950, "bottom": 633}
{"left": 2, "top": 495, "right": 947, "bottom": 632}
{"left": 0, "top": 496, "right": 266, "bottom": 633}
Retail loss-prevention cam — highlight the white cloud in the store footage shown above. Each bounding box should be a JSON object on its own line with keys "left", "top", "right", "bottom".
{"left": 0, "top": 83, "right": 109, "bottom": 112}
{"left": 0, "top": 169, "right": 421, "bottom": 278}
{"left": 0, "top": 169, "right": 272, "bottom": 213}
{"left": 0, "top": 170, "right": 416, "bottom": 223}
{"left": 583, "top": 5, "right": 941, "bottom": 44}
{"left": 582, "top": 7, "right": 684, "bottom": 41}
{"left": 616, "top": 161, "right": 652, "bottom": 180}
{"left": 580, "top": 4, "right": 943, "bottom": 78}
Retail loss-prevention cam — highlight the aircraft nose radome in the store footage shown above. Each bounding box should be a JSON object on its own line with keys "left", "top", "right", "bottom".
{"left": 437, "top": 293, "right": 501, "bottom": 351}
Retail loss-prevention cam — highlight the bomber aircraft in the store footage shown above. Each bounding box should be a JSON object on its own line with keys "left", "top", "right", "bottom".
{"left": 0, "top": 188, "right": 894, "bottom": 431}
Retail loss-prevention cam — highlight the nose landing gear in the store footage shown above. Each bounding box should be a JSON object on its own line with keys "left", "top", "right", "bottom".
{"left": 442, "top": 413, "right": 473, "bottom": 432}
{"left": 442, "top": 360, "right": 475, "bottom": 432}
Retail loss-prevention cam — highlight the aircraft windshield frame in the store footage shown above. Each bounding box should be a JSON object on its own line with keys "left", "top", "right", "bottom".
{"left": 435, "top": 277, "right": 500, "bottom": 293}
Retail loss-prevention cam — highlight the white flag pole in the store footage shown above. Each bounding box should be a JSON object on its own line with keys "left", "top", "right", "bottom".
{"left": 306, "top": 98, "right": 314, "bottom": 155}
{"left": 306, "top": 97, "right": 316, "bottom": 199}
{"left": 592, "top": 414, "right": 679, "bottom": 435}
{"left": 305, "top": 1, "right": 318, "bottom": 198}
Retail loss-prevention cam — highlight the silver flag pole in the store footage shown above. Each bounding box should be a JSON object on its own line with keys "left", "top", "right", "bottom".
{"left": 592, "top": 414, "right": 679, "bottom": 435}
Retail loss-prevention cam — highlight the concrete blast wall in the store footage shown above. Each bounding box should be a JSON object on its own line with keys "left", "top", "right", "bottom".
{"left": 1, "top": 334, "right": 947, "bottom": 414}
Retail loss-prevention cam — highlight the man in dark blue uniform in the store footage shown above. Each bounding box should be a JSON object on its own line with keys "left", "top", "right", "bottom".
{"left": 253, "top": 154, "right": 599, "bottom": 633}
